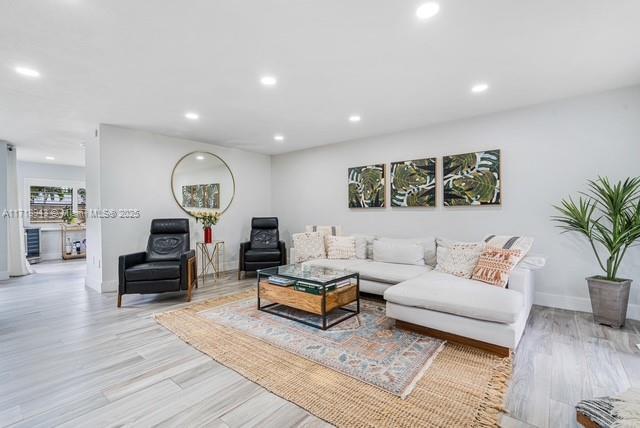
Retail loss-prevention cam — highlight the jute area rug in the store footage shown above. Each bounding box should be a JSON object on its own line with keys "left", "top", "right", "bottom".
{"left": 155, "top": 291, "right": 512, "bottom": 428}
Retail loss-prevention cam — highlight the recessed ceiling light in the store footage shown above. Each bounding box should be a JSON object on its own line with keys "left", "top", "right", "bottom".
{"left": 184, "top": 112, "right": 199, "bottom": 120}
{"left": 260, "top": 75, "right": 277, "bottom": 86}
{"left": 273, "top": 134, "right": 285, "bottom": 142}
{"left": 45, "top": 156, "right": 55, "bottom": 161}
{"left": 471, "top": 83, "right": 489, "bottom": 94}
{"left": 15, "top": 66, "right": 41, "bottom": 78}
{"left": 196, "top": 155, "right": 205, "bottom": 160}
{"left": 348, "top": 115, "right": 361, "bottom": 123}
{"left": 416, "top": 2, "right": 440, "bottom": 20}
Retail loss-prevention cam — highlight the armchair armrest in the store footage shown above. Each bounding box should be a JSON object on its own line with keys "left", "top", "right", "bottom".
{"left": 180, "top": 250, "right": 196, "bottom": 289}
{"left": 118, "top": 251, "right": 147, "bottom": 293}
{"left": 238, "top": 241, "right": 251, "bottom": 271}
{"left": 278, "top": 241, "right": 287, "bottom": 265}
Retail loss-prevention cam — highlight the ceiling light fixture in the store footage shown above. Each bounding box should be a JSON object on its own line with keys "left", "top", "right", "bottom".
{"left": 260, "top": 75, "right": 277, "bottom": 86}
{"left": 471, "top": 82, "right": 489, "bottom": 94}
{"left": 348, "top": 115, "right": 361, "bottom": 123}
{"left": 45, "top": 156, "right": 55, "bottom": 161}
{"left": 15, "top": 66, "right": 41, "bottom": 78}
{"left": 196, "top": 155, "right": 205, "bottom": 160}
{"left": 273, "top": 134, "right": 285, "bottom": 142}
{"left": 184, "top": 112, "right": 199, "bottom": 120}
{"left": 416, "top": 2, "right": 440, "bottom": 20}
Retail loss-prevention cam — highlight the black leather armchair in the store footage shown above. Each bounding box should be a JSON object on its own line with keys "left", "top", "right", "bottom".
{"left": 118, "top": 218, "right": 196, "bottom": 307}
{"left": 238, "top": 217, "right": 286, "bottom": 279}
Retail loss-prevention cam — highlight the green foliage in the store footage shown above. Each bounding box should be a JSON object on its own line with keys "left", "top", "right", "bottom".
{"left": 348, "top": 165, "right": 385, "bottom": 208}
{"left": 552, "top": 177, "right": 640, "bottom": 280}
{"left": 195, "top": 211, "right": 221, "bottom": 228}
{"left": 391, "top": 158, "right": 436, "bottom": 207}
{"left": 443, "top": 150, "right": 500, "bottom": 206}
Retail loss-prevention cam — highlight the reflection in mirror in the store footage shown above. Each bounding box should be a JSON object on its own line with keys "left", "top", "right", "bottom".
{"left": 171, "top": 152, "right": 235, "bottom": 216}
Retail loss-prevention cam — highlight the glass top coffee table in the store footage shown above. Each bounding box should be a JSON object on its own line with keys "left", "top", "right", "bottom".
{"left": 257, "top": 264, "right": 360, "bottom": 330}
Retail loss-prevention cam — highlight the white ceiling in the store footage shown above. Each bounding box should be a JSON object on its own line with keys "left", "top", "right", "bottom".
{"left": 2, "top": 0, "right": 640, "bottom": 166}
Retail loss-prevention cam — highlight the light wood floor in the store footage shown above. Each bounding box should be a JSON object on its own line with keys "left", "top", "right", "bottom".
{"left": 1, "top": 261, "right": 639, "bottom": 427}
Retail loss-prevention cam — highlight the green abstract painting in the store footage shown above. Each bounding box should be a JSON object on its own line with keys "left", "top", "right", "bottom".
{"left": 443, "top": 149, "right": 501, "bottom": 206}
{"left": 182, "top": 183, "right": 220, "bottom": 209}
{"left": 348, "top": 164, "right": 385, "bottom": 208}
{"left": 390, "top": 158, "right": 436, "bottom": 207}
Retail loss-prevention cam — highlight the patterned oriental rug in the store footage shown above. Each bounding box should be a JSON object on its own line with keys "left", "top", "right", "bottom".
{"left": 156, "top": 291, "right": 512, "bottom": 427}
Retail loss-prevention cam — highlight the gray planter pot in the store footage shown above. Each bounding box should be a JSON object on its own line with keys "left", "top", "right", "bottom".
{"left": 587, "top": 276, "right": 632, "bottom": 328}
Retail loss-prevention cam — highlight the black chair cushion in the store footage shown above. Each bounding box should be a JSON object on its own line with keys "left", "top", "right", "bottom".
{"left": 150, "top": 218, "right": 190, "bottom": 234}
{"left": 125, "top": 261, "right": 181, "bottom": 282}
{"left": 146, "top": 234, "right": 189, "bottom": 261}
{"left": 250, "top": 217, "right": 279, "bottom": 249}
{"left": 125, "top": 279, "right": 181, "bottom": 294}
{"left": 244, "top": 248, "right": 281, "bottom": 263}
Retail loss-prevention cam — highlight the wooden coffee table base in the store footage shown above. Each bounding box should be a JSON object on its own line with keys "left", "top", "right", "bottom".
{"left": 257, "top": 280, "right": 360, "bottom": 330}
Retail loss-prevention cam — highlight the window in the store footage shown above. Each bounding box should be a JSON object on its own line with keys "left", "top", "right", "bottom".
{"left": 29, "top": 186, "right": 74, "bottom": 223}
{"left": 77, "top": 188, "right": 86, "bottom": 222}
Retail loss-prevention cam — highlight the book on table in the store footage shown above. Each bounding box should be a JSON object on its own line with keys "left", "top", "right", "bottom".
{"left": 268, "top": 276, "right": 296, "bottom": 287}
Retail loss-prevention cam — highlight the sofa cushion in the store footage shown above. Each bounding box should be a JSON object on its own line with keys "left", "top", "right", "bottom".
{"left": 292, "top": 232, "right": 326, "bottom": 263}
{"left": 302, "top": 258, "right": 369, "bottom": 271}
{"left": 352, "top": 234, "right": 376, "bottom": 259}
{"left": 244, "top": 248, "right": 282, "bottom": 263}
{"left": 357, "top": 261, "right": 431, "bottom": 284}
{"left": 378, "top": 237, "right": 436, "bottom": 266}
{"left": 472, "top": 247, "right": 522, "bottom": 287}
{"left": 384, "top": 271, "right": 524, "bottom": 324}
{"left": 373, "top": 240, "right": 425, "bottom": 266}
{"left": 435, "top": 241, "right": 485, "bottom": 278}
{"left": 326, "top": 235, "right": 356, "bottom": 259}
{"left": 483, "top": 235, "right": 534, "bottom": 264}
{"left": 125, "top": 261, "right": 180, "bottom": 282}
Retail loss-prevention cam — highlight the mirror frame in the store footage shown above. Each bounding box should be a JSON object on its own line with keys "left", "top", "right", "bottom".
{"left": 170, "top": 151, "right": 236, "bottom": 217}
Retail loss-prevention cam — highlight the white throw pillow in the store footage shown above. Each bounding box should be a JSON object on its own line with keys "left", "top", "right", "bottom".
{"left": 483, "top": 235, "right": 534, "bottom": 264}
{"left": 292, "top": 232, "right": 326, "bottom": 263}
{"left": 352, "top": 234, "right": 376, "bottom": 259}
{"left": 305, "top": 225, "right": 342, "bottom": 253}
{"left": 373, "top": 239, "right": 425, "bottom": 266}
{"left": 325, "top": 236, "right": 356, "bottom": 260}
{"left": 435, "top": 241, "right": 485, "bottom": 278}
{"left": 378, "top": 237, "right": 436, "bottom": 266}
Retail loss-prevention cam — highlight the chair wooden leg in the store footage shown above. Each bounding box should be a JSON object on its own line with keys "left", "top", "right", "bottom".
{"left": 238, "top": 270, "right": 243, "bottom": 280}
{"left": 117, "top": 293, "right": 122, "bottom": 308}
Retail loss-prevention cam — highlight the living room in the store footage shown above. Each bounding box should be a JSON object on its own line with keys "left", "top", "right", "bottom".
{"left": 1, "top": 1, "right": 640, "bottom": 427}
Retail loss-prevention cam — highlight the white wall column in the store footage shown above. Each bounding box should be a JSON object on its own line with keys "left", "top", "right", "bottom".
{"left": 0, "top": 142, "right": 9, "bottom": 280}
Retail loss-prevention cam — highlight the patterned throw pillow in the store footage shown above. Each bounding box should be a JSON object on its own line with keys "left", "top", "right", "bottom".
{"left": 472, "top": 248, "right": 523, "bottom": 287}
{"left": 292, "top": 232, "right": 326, "bottom": 263}
{"left": 483, "top": 235, "right": 533, "bottom": 264}
{"left": 325, "top": 236, "right": 356, "bottom": 260}
{"left": 435, "top": 242, "right": 485, "bottom": 278}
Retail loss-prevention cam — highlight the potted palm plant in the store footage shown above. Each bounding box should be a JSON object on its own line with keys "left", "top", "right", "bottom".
{"left": 552, "top": 177, "right": 640, "bottom": 328}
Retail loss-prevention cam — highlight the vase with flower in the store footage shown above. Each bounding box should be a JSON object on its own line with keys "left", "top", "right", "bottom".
{"left": 195, "top": 211, "right": 221, "bottom": 244}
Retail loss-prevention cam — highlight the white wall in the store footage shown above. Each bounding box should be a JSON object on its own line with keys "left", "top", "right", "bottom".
{"left": 0, "top": 143, "right": 9, "bottom": 280}
{"left": 17, "top": 161, "right": 86, "bottom": 260}
{"left": 89, "top": 124, "right": 271, "bottom": 293}
{"left": 271, "top": 85, "right": 640, "bottom": 318}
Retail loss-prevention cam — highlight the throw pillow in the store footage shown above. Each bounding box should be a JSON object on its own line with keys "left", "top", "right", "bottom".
{"left": 305, "top": 225, "right": 343, "bottom": 253}
{"left": 483, "top": 235, "right": 533, "bottom": 264}
{"left": 435, "top": 242, "right": 485, "bottom": 278}
{"left": 372, "top": 239, "right": 425, "bottom": 266}
{"left": 292, "top": 232, "right": 326, "bottom": 263}
{"left": 325, "top": 236, "right": 356, "bottom": 260}
{"left": 352, "top": 234, "right": 376, "bottom": 259}
{"left": 378, "top": 237, "right": 436, "bottom": 266}
{"left": 472, "top": 247, "right": 523, "bottom": 287}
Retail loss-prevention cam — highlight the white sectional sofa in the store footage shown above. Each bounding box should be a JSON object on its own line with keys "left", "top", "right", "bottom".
{"left": 290, "top": 237, "right": 543, "bottom": 356}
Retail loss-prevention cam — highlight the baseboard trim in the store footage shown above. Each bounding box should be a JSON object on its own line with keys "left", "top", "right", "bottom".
{"left": 535, "top": 291, "right": 640, "bottom": 320}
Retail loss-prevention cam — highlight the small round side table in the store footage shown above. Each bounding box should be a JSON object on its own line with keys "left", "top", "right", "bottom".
{"left": 196, "top": 241, "right": 224, "bottom": 286}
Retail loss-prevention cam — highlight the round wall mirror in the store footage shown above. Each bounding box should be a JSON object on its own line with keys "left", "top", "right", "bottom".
{"left": 171, "top": 151, "right": 235, "bottom": 216}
